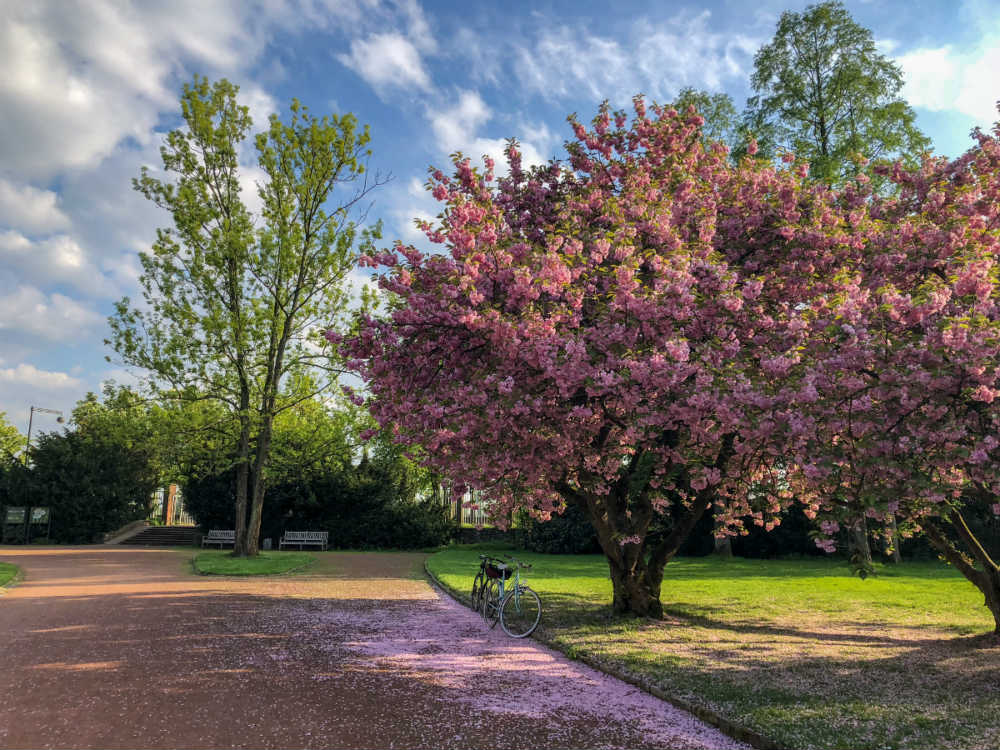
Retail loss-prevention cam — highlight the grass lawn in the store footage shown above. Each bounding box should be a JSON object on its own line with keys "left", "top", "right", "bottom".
{"left": 428, "top": 547, "right": 1000, "bottom": 750}
{"left": 0, "top": 562, "right": 17, "bottom": 587}
{"left": 192, "top": 550, "right": 314, "bottom": 576}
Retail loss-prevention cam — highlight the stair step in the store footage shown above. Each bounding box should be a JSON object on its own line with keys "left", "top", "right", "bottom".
{"left": 118, "top": 526, "right": 199, "bottom": 546}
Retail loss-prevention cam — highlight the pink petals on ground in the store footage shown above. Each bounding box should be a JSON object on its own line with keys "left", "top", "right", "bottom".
{"left": 273, "top": 582, "right": 749, "bottom": 750}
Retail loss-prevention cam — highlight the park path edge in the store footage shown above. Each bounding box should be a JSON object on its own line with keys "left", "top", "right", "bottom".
{"left": 422, "top": 558, "right": 787, "bottom": 750}
{"left": 0, "top": 563, "right": 24, "bottom": 595}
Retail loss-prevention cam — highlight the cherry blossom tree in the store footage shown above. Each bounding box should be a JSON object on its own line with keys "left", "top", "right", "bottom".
{"left": 790, "top": 113, "right": 1000, "bottom": 632}
{"left": 341, "top": 99, "right": 855, "bottom": 617}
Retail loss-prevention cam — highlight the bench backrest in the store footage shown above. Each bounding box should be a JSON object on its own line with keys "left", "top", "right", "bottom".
{"left": 282, "top": 531, "right": 328, "bottom": 541}
{"left": 205, "top": 530, "right": 235, "bottom": 540}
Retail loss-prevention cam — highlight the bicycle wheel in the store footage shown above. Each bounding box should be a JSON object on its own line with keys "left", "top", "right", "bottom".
{"left": 481, "top": 579, "right": 502, "bottom": 628}
{"left": 500, "top": 586, "right": 541, "bottom": 638}
{"left": 471, "top": 570, "right": 485, "bottom": 612}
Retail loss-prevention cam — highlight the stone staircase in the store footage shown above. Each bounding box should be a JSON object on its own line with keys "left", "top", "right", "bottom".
{"left": 117, "top": 525, "right": 199, "bottom": 547}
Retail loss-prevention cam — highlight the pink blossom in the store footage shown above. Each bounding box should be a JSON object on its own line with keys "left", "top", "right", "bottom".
{"left": 971, "top": 385, "right": 995, "bottom": 403}
{"left": 341, "top": 97, "right": 1000, "bottom": 617}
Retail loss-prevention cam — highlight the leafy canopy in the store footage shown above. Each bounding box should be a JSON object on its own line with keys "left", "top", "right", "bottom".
{"left": 108, "top": 76, "right": 382, "bottom": 555}
{"left": 343, "top": 97, "right": 855, "bottom": 615}
{"left": 745, "top": 0, "right": 930, "bottom": 186}
{"left": 0, "top": 412, "right": 22, "bottom": 460}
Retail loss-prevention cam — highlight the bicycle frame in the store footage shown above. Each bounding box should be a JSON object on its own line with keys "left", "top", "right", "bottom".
{"left": 474, "top": 554, "right": 540, "bottom": 637}
{"left": 493, "top": 557, "right": 528, "bottom": 606}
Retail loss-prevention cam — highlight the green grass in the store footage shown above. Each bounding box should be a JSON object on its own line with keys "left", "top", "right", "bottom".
{"left": 0, "top": 562, "right": 17, "bottom": 587}
{"left": 428, "top": 547, "right": 1000, "bottom": 750}
{"left": 192, "top": 550, "right": 314, "bottom": 576}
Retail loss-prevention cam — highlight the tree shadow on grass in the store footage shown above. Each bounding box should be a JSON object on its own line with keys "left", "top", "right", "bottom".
{"left": 553, "top": 600, "right": 1000, "bottom": 750}
{"left": 534, "top": 586, "right": 996, "bottom": 646}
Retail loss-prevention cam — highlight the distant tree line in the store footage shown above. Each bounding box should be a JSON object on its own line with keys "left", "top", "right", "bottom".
{"left": 0, "top": 386, "right": 453, "bottom": 549}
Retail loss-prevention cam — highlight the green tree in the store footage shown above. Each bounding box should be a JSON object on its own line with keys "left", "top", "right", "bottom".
{"left": 265, "top": 377, "right": 355, "bottom": 484}
{"left": 24, "top": 429, "right": 155, "bottom": 543}
{"left": 108, "top": 76, "right": 383, "bottom": 556}
{"left": 71, "top": 384, "right": 179, "bottom": 486}
{"left": 3, "top": 391, "right": 160, "bottom": 544}
{"left": 744, "top": 1, "right": 930, "bottom": 186}
{"left": 182, "top": 401, "right": 451, "bottom": 550}
{"left": 0, "top": 412, "right": 23, "bottom": 460}
{"left": 671, "top": 88, "right": 742, "bottom": 156}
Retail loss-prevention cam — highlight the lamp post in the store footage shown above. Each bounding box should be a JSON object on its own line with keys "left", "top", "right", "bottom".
{"left": 24, "top": 406, "right": 64, "bottom": 464}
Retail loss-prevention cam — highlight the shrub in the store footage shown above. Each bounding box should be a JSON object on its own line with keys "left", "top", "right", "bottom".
{"left": 521, "top": 503, "right": 717, "bottom": 557}
{"left": 521, "top": 504, "right": 601, "bottom": 555}
{"left": 184, "top": 459, "right": 455, "bottom": 550}
{"left": 0, "top": 431, "right": 155, "bottom": 544}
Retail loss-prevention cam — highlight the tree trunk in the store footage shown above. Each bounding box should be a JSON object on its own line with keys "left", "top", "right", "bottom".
{"left": 605, "top": 554, "right": 663, "bottom": 618}
{"left": 578, "top": 486, "right": 716, "bottom": 619}
{"left": 984, "top": 567, "right": 1000, "bottom": 635}
{"left": 232, "top": 390, "right": 252, "bottom": 556}
{"left": 232, "top": 457, "right": 250, "bottom": 556}
{"left": 245, "top": 425, "right": 273, "bottom": 557}
{"left": 848, "top": 516, "right": 872, "bottom": 571}
{"left": 561, "top": 437, "right": 733, "bottom": 619}
{"left": 715, "top": 536, "right": 733, "bottom": 559}
{"left": 924, "top": 514, "right": 1000, "bottom": 635}
{"left": 888, "top": 515, "right": 902, "bottom": 564}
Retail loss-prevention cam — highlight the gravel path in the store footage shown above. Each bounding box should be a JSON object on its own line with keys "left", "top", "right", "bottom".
{"left": 0, "top": 547, "right": 747, "bottom": 749}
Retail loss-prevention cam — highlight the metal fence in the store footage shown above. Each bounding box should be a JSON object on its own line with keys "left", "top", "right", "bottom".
{"left": 459, "top": 500, "right": 491, "bottom": 527}
{"left": 432, "top": 486, "right": 521, "bottom": 529}
{"left": 433, "top": 485, "right": 495, "bottom": 527}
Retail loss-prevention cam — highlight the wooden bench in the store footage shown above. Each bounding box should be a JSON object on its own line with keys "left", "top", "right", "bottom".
{"left": 279, "top": 530, "right": 328, "bottom": 550}
{"left": 201, "top": 529, "right": 235, "bottom": 548}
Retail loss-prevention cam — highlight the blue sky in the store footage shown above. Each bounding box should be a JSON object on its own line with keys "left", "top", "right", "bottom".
{"left": 1, "top": 0, "right": 998, "bottom": 431}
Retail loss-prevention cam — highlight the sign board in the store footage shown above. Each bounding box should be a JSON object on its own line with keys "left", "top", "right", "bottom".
{"left": 30, "top": 507, "right": 50, "bottom": 524}
{"left": 4, "top": 507, "right": 26, "bottom": 525}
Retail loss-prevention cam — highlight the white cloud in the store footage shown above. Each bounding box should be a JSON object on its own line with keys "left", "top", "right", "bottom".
{"left": 338, "top": 32, "right": 433, "bottom": 92}
{"left": 509, "top": 11, "right": 760, "bottom": 107}
{"left": 0, "top": 286, "right": 104, "bottom": 342}
{"left": 389, "top": 177, "right": 439, "bottom": 248}
{"left": 100, "top": 251, "right": 144, "bottom": 291}
{"left": 0, "top": 231, "right": 117, "bottom": 298}
{"left": 0, "top": 230, "right": 31, "bottom": 254}
{"left": 53, "top": 138, "right": 169, "bottom": 269}
{"left": 636, "top": 12, "right": 759, "bottom": 96}
{"left": 0, "top": 179, "right": 69, "bottom": 233}
{"left": 0, "top": 1, "right": 271, "bottom": 180}
{"left": 345, "top": 265, "right": 385, "bottom": 312}
{"left": 429, "top": 90, "right": 492, "bottom": 153}
{"left": 898, "top": 43, "right": 1000, "bottom": 128}
{"left": 875, "top": 38, "right": 900, "bottom": 56}
{"left": 428, "top": 89, "right": 550, "bottom": 171}
{"left": 397, "top": 0, "right": 437, "bottom": 53}
{"left": 396, "top": 207, "right": 439, "bottom": 246}
{"left": 514, "top": 28, "right": 629, "bottom": 104}
{"left": 0, "top": 363, "right": 83, "bottom": 392}
{"left": 238, "top": 163, "right": 270, "bottom": 219}
{"left": 242, "top": 84, "right": 279, "bottom": 132}
{"left": 0, "top": 361, "right": 88, "bottom": 428}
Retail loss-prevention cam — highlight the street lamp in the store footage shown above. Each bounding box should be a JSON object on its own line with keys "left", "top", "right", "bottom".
{"left": 24, "top": 405, "right": 64, "bottom": 463}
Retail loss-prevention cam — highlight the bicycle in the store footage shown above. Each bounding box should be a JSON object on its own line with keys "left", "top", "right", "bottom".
{"left": 471, "top": 554, "right": 505, "bottom": 614}
{"left": 477, "top": 555, "right": 542, "bottom": 638}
